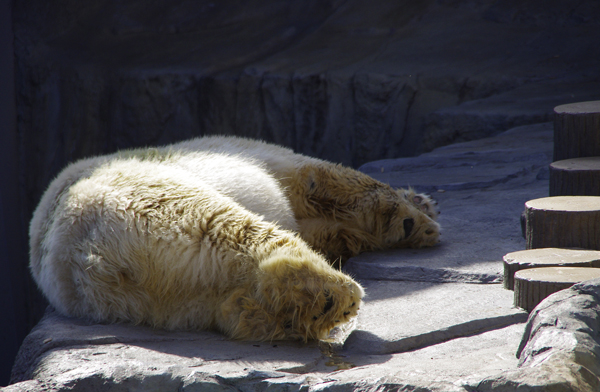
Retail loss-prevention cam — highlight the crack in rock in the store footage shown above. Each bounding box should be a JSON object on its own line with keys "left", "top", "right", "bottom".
{"left": 345, "top": 263, "right": 502, "bottom": 284}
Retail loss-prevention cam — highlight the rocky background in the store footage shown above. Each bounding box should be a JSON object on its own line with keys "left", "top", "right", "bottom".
{"left": 2, "top": 0, "right": 599, "bottom": 386}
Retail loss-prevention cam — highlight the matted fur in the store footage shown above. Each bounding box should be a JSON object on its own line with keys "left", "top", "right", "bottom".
{"left": 30, "top": 136, "right": 439, "bottom": 341}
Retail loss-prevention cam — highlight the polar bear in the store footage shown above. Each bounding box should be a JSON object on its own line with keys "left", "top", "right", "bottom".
{"left": 29, "top": 136, "right": 439, "bottom": 341}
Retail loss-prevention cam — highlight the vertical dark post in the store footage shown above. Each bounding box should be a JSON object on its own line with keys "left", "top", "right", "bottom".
{"left": 0, "top": 0, "right": 29, "bottom": 386}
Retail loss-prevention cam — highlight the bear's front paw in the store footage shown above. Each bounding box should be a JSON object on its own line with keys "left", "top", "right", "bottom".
{"left": 409, "top": 219, "right": 440, "bottom": 248}
{"left": 307, "top": 280, "right": 363, "bottom": 337}
{"left": 251, "top": 255, "right": 365, "bottom": 341}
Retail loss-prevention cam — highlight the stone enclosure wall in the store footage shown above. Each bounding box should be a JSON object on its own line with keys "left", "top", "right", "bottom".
{"left": 3, "top": 0, "right": 600, "bottom": 384}
{"left": 14, "top": 0, "right": 600, "bottom": 204}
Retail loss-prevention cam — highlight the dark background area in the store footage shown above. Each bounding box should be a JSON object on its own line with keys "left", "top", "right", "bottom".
{"left": 1, "top": 0, "right": 32, "bottom": 387}
{"left": 2, "top": 0, "right": 600, "bottom": 386}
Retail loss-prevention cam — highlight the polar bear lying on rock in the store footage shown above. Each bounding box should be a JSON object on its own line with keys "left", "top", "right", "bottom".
{"left": 30, "top": 136, "right": 440, "bottom": 341}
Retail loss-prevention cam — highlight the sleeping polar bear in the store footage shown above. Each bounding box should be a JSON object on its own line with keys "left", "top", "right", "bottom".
{"left": 29, "top": 136, "right": 440, "bottom": 341}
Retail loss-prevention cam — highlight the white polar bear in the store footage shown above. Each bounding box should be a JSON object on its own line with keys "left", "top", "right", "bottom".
{"left": 29, "top": 136, "right": 439, "bottom": 341}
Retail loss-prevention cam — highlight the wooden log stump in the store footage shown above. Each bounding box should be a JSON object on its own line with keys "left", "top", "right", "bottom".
{"left": 503, "top": 248, "right": 600, "bottom": 290}
{"left": 514, "top": 266, "right": 600, "bottom": 312}
{"left": 549, "top": 157, "right": 600, "bottom": 196}
{"left": 524, "top": 196, "right": 600, "bottom": 250}
{"left": 554, "top": 100, "right": 600, "bottom": 161}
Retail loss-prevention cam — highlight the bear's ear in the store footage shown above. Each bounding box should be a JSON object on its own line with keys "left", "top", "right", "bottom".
{"left": 295, "top": 165, "right": 318, "bottom": 195}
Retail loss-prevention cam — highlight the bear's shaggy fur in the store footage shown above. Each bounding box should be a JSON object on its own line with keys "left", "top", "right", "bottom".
{"left": 30, "top": 136, "right": 439, "bottom": 341}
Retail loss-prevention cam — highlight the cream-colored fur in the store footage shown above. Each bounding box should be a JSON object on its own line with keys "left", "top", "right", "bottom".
{"left": 30, "top": 136, "right": 439, "bottom": 341}
{"left": 171, "top": 137, "right": 440, "bottom": 263}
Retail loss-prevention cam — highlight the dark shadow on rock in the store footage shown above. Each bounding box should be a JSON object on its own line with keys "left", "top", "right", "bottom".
{"left": 344, "top": 309, "right": 527, "bottom": 357}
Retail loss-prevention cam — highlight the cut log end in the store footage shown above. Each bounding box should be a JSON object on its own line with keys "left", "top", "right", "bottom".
{"left": 503, "top": 248, "right": 600, "bottom": 290}
{"left": 553, "top": 100, "right": 600, "bottom": 161}
{"left": 514, "top": 267, "right": 600, "bottom": 312}
{"left": 524, "top": 196, "right": 600, "bottom": 250}
{"left": 549, "top": 157, "right": 600, "bottom": 196}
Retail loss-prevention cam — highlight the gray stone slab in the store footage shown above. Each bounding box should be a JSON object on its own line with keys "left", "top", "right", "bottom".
{"left": 8, "top": 316, "right": 528, "bottom": 392}
{"left": 339, "top": 324, "right": 525, "bottom": 391}
{"left": 360, "top": 122, "right": 553, "bottom": 192}
{"left": 10, "top": 309, "right": 329, "bottom": 384}
{"left": 345, "top": 281, "right": 527, "bottom": 355}
{"left": 7, "top": 122, "right": 600, "bottom": 391}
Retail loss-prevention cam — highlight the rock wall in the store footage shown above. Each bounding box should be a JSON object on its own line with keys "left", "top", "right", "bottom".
{"left": 0, "top": 0, "right": 29, "bottom": 386}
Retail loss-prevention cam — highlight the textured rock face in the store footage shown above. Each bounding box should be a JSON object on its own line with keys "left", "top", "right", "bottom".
{"left": 13, "top": 0, "right": 600, "bottom": 210}
{"left": 477, "top": 278, "right": 600, "bottom": 392}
